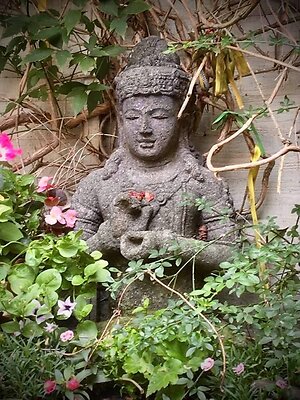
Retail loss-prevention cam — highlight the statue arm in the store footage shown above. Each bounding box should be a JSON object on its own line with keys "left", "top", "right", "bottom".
{"left": 72, "top": 172, "right": 119, "bottom": 254}
{"left": 120, "top": 173, "right": 238, "bottom": 273}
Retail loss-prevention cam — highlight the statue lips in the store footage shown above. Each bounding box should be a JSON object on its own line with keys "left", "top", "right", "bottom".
{"left": 138, "top": 139, "right": 156, "bottom": 149}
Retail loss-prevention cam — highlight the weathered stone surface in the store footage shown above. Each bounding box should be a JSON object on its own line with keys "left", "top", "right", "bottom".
{"left": 72, "top": 37, "right": 238, "bottom": 313}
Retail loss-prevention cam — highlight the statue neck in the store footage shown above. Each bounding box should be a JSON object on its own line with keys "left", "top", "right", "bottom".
{"left": 124, "top": 151, "right": 184, "bottom": 185}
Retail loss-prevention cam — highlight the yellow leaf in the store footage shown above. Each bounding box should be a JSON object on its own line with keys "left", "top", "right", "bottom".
{"left": 38, "top": 0, "right": 47, "bottom": 11}
{"left": 214, "top": 53, "right": 228, "bottom": 96}
{"left": 226, "top": 52, "right": 244, "bottom": 109}
{"left": 231, "top": 48, "right": 250, "bottom": 77}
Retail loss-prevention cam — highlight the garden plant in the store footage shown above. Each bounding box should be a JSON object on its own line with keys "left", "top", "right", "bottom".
{"left": 0, "top": 0, "right": 300, "bottom": 399}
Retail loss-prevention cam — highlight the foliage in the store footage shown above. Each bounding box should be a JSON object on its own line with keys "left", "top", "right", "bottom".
{"left": 94, "top": 207, "right": 300, "bottom": 400}
{"left": 0, "top": 167, "right": 45, "bottom": 248}
{"left": 0, "top": 0, "right": 150, "bottom": 115}
{"left": 0, "top": 333, "right": 68, "bottom": 399}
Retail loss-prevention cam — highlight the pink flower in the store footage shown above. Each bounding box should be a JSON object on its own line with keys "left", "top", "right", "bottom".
{"left": 44, "top": 379, "right": 56, "bottom": 394}
{"left": 66, "top": 377, "right": 80, "bottom": 391}
{"left": 201, "top": 357, "right": 215, "bottom": 371}
{"left": 0, "top": 133, "right": 22, "bottom": 161}
{"left": 233, "top": 363, "right": 245, "bottom": 375}
{"left": 44, "top": 322, "right": 58, "bottom": 333}
{"left": 276, "top": 378, "right": 288, "bottom": 389}
{"left": 57, "top": 296, "right": 76, "bottom": 319}
{"left": 63, "top": 209, "right": 77, "bottom": 228}
{"left": 37, "top": 176, "right": 53, "bottom": 192}
{"left": 45, "top": 206, "right": 65, "bottom": 225}
{"left": 60, "top": 329, "right": 74, "bottom": 342}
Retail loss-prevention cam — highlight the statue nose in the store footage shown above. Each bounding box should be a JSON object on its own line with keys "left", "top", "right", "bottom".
{"left": 140, "top": 116, "right": 152, "bottom": 135}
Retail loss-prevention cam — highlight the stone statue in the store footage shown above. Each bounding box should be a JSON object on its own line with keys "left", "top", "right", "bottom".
{"left": 72, "top": 37, "right": 237, "bottom": 310}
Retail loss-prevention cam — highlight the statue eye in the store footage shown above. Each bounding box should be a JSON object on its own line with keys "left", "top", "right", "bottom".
{"left": 152, "top": 114, "right": 168, "bottom": 119}
{"left": 125, "top": 114, "right": 139, "bottom": 120}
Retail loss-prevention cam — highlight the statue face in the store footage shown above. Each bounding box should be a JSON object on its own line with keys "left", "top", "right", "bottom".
{"left": 121, "top": 95, "right": 180, "bottom": 162}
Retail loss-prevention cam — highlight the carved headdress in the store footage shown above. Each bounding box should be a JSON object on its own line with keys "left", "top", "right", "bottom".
{"left": 115, "top": 36, "right": 190, "bottom": 102}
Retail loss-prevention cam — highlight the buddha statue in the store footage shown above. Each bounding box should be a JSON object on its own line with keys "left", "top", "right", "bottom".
{"left": 72, "top": 37, "right": 237, "bottom": 311}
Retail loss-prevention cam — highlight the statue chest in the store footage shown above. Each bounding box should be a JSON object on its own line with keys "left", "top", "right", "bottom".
{"left": 97, "top": 176, "right": 202, "bottom": 237}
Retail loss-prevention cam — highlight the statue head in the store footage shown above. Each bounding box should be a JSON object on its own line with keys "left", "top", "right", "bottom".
{"left": 115, "top": 37, "right": 190, "bottom": 163}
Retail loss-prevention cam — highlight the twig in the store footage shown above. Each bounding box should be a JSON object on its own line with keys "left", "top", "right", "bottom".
{"left": 226, "top": 45, "right": 300, "bottom": 73}
{"left": 197, "top": 0, "right": 260, "bottom": 29}
{"left": 207, "top": 142, "right": 300, "bottom": 173}
{"left": 177, "top": 56, "right": 207, "bottom": 119}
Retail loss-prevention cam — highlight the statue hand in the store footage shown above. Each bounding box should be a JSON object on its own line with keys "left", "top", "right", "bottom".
{"left": 120, "top": 230, "right": 176, "bottom": 260}
{"left": 111, "top": 193, "right": 153, "bottom": 239}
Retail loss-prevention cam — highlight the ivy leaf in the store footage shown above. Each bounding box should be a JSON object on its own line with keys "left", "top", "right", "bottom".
{"left": 110, "top": 17, "right": 128, "bottom": 39}
{"left": 23, "top": 48, "right": 53, "bottom": 63}
{"left": 79, "top": 55, "right": 96, "bottom": 74}
{"left": 92, "top": 45, "right": 125, "bottom": 57}
{"left": 126, "top": 0, "right": 151, "bottom": 14}
{"left": 55, "top": 50, "right": 72, "bottom": 67}
{"left": 69, "top": 90, "right": 88, "bottom": 115}
{"left": 99, "top": 0, "right": 119, "bottom": 16}
{"left": 87, "top": 90, "right": 102, "bottom": 114}
{"left": 95, "top": 56, "right": 109, "bottom": 80}
{"left": 33, "top": 26, "right": 61, "bottom": 40}
{"left": 63, "top": 9, "right": 82, "bottom": 34}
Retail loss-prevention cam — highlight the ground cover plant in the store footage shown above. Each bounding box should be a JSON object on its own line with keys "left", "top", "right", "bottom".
{"left": 0, "top": 1, "right": 300, "bottom": 399}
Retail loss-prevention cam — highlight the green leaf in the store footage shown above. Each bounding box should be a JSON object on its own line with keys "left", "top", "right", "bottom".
{"left": 84, "top": 260, "right": 108, "bottom": 277}
{"left": 2, "top": 16, "right": 29, "bottom": 38}
{"left": 126, "top": 0, "right": 151, "bottom": 14}
{"left": 73, "top": 0, "right": 88, "bottom": 6}
{"left": 57, "top": 242, "right": 80, "bottom": 258}
{"left": 99, "top": 0, "right": 119, "bottom": 16}
{"left": 58, "top": 81, "right": 86, "bottom": 95}
{"left": 90, "top": 250, "right": 103, "bottom": 260}
{"left": 0, "top": 204, "right": 11, "bottom": 218}
{"left": 77, "top": 320, "right": 98, "bottom": 345}
{"left": 56, "top": 50, "right": 72, "bottom": 67}
{"left": 0, "top": 263, "right": 10, "bottom": 280}
{"left": 95, "top": 56, "right": 109, "bottom": 80}
{"left": 72, "top": 275, "right": 85, "bottom": 285}
{"left": 1, "top": 320, "right": 20, "bottom": 333}
{"left": 79, "top": 55, "right": 96, "bottom": 74}
{"left": 36, "top": 269, "right": 62, "bottom": 291}
{"left": 33, "top": 26, "right": 61, "bottom": 40}
{"left": 22, "top": 320, "right": 43, "bottom": 338}
{"left": 8, "top": 264, "right": 36, "bottom": 295}
{"left": 23, "top": 48, "right": 53, "bottom": 63}
{"left": 55, "top": 369, "right": 65, "bottom": 384}
{"left": 91, "top": 45, "right": 124, "bottom": 57}
{"left": 0, "top": 222, "right": 23, "bottom": 241}
{"left": 63, "top": 9, "right": 82, "bottom": 34}
{"left": 147, "top": 359, "right": 183, "bottom": 396}
{"left": 87, "top": 90, "right": 102, "bottom": 114}
{"left": 110, "top": 17, "right": 128, "bottom": 38}
{"left": 69, "top": 90, "right": 88, "bottom": 115}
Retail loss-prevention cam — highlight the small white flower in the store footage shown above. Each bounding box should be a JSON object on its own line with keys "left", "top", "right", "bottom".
{"left": 57, "top": 296, "right": 76, "bottom": 319}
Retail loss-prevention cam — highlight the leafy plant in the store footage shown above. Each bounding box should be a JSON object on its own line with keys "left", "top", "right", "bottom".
{"left": 0, "top": 333, "right": 68, "bottom": 399}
